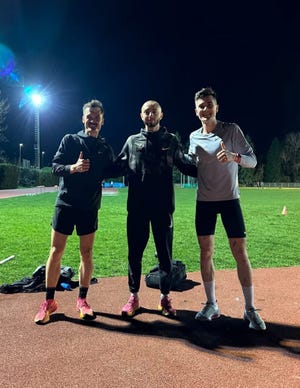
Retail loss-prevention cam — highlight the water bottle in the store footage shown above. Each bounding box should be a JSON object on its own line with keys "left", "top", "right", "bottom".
{"left": 61, "top": 282, "right": 71, "bottom": 290}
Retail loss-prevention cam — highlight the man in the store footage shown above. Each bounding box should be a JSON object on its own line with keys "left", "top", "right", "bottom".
{"left": 117, "top": 100, "right": 196, "bottom": 317}
{"left": 189, "top": 87, "right": 266, "bottom": 330}
{"left": 34, "top": 99, "right": 115, "bottom": 324}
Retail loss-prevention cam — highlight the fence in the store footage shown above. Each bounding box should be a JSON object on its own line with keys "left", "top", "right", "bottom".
{"left": 255, "top": 182, "right": 300, "bottom": 188}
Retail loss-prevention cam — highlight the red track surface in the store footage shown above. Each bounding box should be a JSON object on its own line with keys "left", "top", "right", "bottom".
{"left": 0, "top": 267, "right": 299, "bottom": 387}
{"left": 0, "top": 186, "right": 117, "bottom": 199}
{"left": 0, "top": 186, "right": 59, "bottom": 199}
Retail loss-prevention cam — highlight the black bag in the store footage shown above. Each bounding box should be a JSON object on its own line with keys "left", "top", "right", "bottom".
{"left": 0, "top": 265, "right": 76, "bottom": 294}
{"left": 145, "top": 260, "right": 187, "bottom": 291}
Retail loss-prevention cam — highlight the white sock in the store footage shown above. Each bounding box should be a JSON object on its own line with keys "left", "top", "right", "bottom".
{"left": 160, "top": 294, "right": 168, "bottom": 300}
{"left": 203, "top": 281, "right": 217, "bottom": 304}
{"left": 242, "top": 286, "right": 254, "bottom": 310}
{"left": 131, "top": 292, "right": 139, "bottom": 299}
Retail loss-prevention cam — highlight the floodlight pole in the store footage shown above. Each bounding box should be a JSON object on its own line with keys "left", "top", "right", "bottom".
{"left": 34, "top": 107, "right": 40, "bottom": 169}
{"left": 19, "top": 143, "right": 23, "bottom": 167}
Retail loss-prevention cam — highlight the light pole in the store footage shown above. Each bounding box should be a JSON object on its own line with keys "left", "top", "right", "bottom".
{"left": 19, "top": 143, "right": 23, "bottom": 167}
{"left": 41, "top": 151, "right": 45, "bottom": 168}
{"left": 31, "top": 93, "right": 42, "bottom": 169}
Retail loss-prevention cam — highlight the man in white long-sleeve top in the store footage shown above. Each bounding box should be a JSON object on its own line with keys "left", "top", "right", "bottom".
{"left": 189, "top": 87, "right": 266, "bottom": 330}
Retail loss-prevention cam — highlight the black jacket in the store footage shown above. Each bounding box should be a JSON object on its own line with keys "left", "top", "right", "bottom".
{"left": 116, "top": 127, "right": 196, "bottom": 213}
{"left": 52, "top": 130, "right": 115, "bottom": 210}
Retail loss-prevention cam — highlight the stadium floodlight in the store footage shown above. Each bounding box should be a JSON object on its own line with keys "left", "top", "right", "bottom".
{"left": 31, "top": 93, "right": 43, "bottom": 107}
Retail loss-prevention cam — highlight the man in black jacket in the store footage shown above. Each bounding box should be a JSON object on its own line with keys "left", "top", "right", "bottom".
{"left": 118, "top": 100, "right": 196, "bottom": 317}
{"left": 34, "top": 99, "right": 115, "bottom": 324}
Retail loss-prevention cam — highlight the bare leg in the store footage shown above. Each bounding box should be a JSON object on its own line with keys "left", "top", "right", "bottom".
{"left": 195, "top": 235, "right": 220, "bottom": 320}
{"left": 229, "top": 237, "right": 266, "bottom": 329}
{"left": 229, "top": 237, "right": 255, "bottom": 308}
{"left": 79, "top": 232, "right": 95, "bottom": 288}
{"left": 46, "top": 229, "right": 68, "bottom": 288}
{"left": 198, "top": 235, "right": 215, "bottom": 282}
{"left": 229, "top": 237, "right": 252, "bottom": 287}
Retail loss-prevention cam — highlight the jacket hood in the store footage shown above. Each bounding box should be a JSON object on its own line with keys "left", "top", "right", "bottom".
{"left": 77, "top": 130, "right": 105, "bottom": 142}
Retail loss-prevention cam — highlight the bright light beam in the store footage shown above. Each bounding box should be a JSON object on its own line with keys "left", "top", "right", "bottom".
{"left": 31, "top": 93, "right": 43, "bottom": 106}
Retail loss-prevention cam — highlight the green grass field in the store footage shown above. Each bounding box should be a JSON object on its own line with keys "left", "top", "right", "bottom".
{"left": 0, "top": 187, "right": 299, "bottom": 284}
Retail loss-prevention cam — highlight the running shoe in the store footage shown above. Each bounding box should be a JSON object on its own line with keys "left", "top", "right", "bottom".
{"left": 195, "top": 302, "right": 220, "bottom": 321}
{"left": 76, "top": 297, "right": 96, "bottom": 320}
{"left": 121, "top": 295, "right": 140, "bottom": 317}
{"left": 158, "top": 295, "right": 176, "bottom": 316}
{"left": 34, "top": 299, "right": 58, "bottom": 324}
{"left": 244, "top": 308, "right": 266, "bottom": 330}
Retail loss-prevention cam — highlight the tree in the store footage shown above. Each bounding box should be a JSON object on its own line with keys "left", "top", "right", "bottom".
{"left": 0, "top": 95, "right": 9, "bottom": 162}
{"left": 281, "top": 132, "right": 300, "bottom": 182}
{"left": 253, "top": 163, "right": 264, "bottom": 186}
{"left": 264, "top": 138, "right": 282, "bottom": 182}
{"left": 238, "top": 134, "right": 256, "bottom": 185}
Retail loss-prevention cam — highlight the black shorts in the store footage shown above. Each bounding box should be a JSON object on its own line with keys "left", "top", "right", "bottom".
{"left": 52, "top": 206, "right": 98, "bottom": 236}
{"left": 195, "top": 199, "right": 246, "bottom": 238}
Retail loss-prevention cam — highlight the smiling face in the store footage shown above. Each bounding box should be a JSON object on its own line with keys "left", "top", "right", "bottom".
{"left": 82, "top": 106, "right": 104, "bottom": 138}
{"left": 195, "top": 95, "right": 219, "bottom": 126}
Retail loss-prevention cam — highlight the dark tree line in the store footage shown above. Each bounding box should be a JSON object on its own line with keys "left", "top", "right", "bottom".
{"left": 259, "top": 133, "right": 300, "bottom": 183}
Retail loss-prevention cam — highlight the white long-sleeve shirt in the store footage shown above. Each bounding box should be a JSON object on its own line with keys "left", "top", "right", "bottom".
{"left": 189, "top": 121, "right": 257, "bottom": 201}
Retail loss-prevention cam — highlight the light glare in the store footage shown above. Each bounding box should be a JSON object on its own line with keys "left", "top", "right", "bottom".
{"left": 31, "top": 93, "right": 42, "bottom": 106}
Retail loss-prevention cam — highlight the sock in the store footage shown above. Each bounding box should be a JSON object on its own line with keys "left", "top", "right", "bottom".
{"left": 160, "top": 294, "right": 168, "bottom": 300}
{"left": 130, "top": 292, "right": 139, "bottom": 299}
{"left": 46, "top": 287, "right": 56, "bottom": 300}
{"left": 203, "top": 281, "right": 217, "bottom": 304}
{"left": 242, "top": 285, "right": 254, "bottom": 310}
{"left": 79, "top": 287, "right": 88, "bottom": 299}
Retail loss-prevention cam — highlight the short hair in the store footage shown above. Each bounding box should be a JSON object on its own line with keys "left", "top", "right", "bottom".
{"left": 82, "top": 99, "right": 104, "bottom": 114}
{"left": 141, "top": 100, "right": 162, "bottom": 112}
{"left": 194, "top": 87, "right": 217, "bottom": 102}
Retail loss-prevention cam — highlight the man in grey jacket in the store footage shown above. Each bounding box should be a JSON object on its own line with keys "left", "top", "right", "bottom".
{"left": 189, "top": 87, "right": 266, "bottom": 330}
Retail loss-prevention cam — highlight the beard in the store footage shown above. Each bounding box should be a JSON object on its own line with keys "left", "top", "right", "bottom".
{"left": 146, "top": 120, "right": 159, "bottom": 128}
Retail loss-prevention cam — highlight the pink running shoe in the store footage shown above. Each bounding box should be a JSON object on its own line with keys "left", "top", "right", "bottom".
{"left": 34, "top": 299, "right": 58, "bottom": 324}
{"left": 76, "top": 298, "right": 96, "bottom": 320}
{"left": 121, "top": 295, "right": 140, "bottom": 317}
{"left": 158, "top": 296, "right": 176, "bottom": 316}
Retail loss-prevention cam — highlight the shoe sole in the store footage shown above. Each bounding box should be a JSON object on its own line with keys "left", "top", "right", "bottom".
{"left": 34, "top": 311, "right": 51, "bottom": 324}
{"left": 158, "top": 305, "right": 176, "bottom": 317}
{"left": 195, "top": 312, "right": 220, "bottom": 321}
{"left": 77, "top": 309, "right": 96, "bottom": 321}
{"left": 244, "top": 315, "right": 266, "bottom": 330}
{"left": 34, "top": 303, "right": 58, "bottom": 324}
{"left": 161, "top": 310, "right": 176, "bottom": 317}
{"left": 121, "top": 306, "right": 140, "bottom": 317}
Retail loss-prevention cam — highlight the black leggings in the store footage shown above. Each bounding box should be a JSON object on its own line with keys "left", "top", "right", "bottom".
{"left": 127, "top": 210, "right": 173, "bottom": 294}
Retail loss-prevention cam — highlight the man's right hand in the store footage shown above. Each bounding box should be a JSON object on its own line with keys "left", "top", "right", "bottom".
{"left": 70, "top": 151, "right": 90, "bottom": 173}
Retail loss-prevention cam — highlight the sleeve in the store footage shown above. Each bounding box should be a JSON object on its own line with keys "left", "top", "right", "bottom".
{"left": 187, "top": 132, "right": 199, "bottom": 166}
{"left": 173, "top": 135, "right": 198, "bottom": 177}
{"left": 233, "top": 125, "right": 257, "bottom": 168}
{"left": 103, "top": 138, "right": 130, "bottom": 178}
{"left": 52, "top": 135, "right": 74, "bottom": 176}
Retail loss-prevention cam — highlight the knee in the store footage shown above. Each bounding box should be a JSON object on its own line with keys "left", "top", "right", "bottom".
{"left": 200, "top": 246, "right": 213, "bottom": 262}
{"left": 230, "top": 239, "right": 248, "bottom": 261}
{"left": 80, "top": 247, "right": 93, "bottom": 260}
{"left": 49, "top": 246, "right": 64, "bottom": 261}
{"left": 198, "top": 236, "right": 214, "bottom": 260}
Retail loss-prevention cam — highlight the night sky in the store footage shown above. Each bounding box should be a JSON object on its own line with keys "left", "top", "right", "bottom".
{"left": 0, "top": 0, "right": 299, "bottom": 165}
